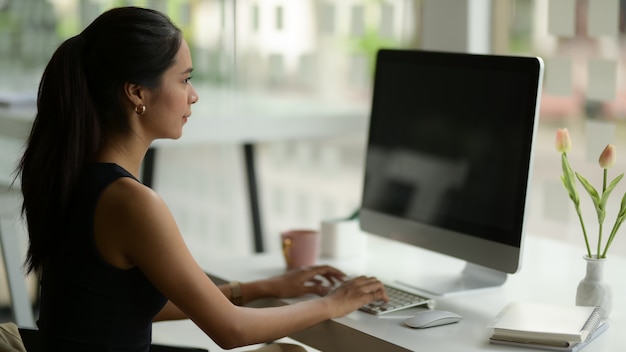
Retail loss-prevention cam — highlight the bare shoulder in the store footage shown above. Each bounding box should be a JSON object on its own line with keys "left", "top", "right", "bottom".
{"left": 94, "top": 176, "right": 178, "bottom": 268}
{"left": 100, "top": 176, "right": 163, "bottom": 210}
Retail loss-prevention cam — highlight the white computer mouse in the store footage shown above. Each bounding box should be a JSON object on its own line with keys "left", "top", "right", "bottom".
{"left": 404, "top": 310, "right": 463, "bottom": 329}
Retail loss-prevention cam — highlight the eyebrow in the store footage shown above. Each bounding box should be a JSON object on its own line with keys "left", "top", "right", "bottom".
{"left": 181, "top": 68, "right": 194, "bottom": 74}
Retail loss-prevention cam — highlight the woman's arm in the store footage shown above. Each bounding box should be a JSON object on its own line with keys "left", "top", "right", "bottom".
{"left": 154, "top": 265, "right": 348, "bottom": 321}
{"left": 229, "top": 265, "right": 348, "bottom": 303}
{"left": 96, "top": 179, "right": 386, "bottom": 349}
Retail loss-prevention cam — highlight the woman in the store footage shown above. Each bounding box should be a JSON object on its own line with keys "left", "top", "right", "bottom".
{"left": 17, "top": 6, "right": 387, "bottom": 352}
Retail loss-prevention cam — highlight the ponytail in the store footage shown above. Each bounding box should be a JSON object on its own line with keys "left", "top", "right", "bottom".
{"left": 18, "top": 34, "right": 101, "bottom": 273}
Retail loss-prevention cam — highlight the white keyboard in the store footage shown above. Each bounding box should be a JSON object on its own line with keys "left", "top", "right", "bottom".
{"left": 359, "top": 284, "right": 434, "bottom": 315}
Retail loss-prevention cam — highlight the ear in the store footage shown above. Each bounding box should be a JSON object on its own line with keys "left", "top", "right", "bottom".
{"left": 122, "top": 82, "right": 147, "bottom": 108}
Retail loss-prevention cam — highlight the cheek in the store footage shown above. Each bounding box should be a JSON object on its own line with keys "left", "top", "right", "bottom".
{"left": 148, "top": 87, "right": 188, "bottom": 117}
{"left": 167, "top": 90, "right": 190, "bottom": 110}
{"left": 154, "top": 92, "right": 180, "bottom": 112}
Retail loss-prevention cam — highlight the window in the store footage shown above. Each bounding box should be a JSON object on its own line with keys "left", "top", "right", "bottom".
{"left": 3, "top": 0, "right": 626, "bottom": 258}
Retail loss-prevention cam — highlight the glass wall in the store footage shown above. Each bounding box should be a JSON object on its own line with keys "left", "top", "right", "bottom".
{"left": 2, "top": 0, "right": 626, "bottom": 260}
{"left": 1, "top": 0, "right": 414, "bottom": 99}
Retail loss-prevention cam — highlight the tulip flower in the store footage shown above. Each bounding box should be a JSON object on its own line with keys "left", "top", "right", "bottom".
{"left": 556, "top": 128, "right": 572, "bottom": 153}
{"left": 557, "top": 129, "right": 626, "bottom": 258}
{"left": 599, "top": 144, "right": 616, "bottom": 169}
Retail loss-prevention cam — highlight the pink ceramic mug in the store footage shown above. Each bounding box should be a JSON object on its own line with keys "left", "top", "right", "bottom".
{"left": 280, "top": 229, "right": 320, "bottom": 270}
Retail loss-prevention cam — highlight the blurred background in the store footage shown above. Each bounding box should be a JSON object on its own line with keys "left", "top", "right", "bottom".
{"left": 2, "top": 0, "right": 626, "bottom": 267}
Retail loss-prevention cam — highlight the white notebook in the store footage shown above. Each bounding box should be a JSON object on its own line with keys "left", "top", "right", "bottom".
{"left": 490, "top": 301, "right": 603, "bottom": 347}
{"left": 490, "top": 322, "right": 608, "bottom": 352}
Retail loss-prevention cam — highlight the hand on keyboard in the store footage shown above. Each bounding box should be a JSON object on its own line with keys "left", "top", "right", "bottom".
{"left": 328, "top": 277, "right": 433, "bottom": 315}
{"left": 323, "top": 275, "right": 389, "bottom": 318}
{"left": 359, "top": 284, "right": 434, "bottom": 315}
{"left": 266, "top": 264, "right": 348, "bottom": 298}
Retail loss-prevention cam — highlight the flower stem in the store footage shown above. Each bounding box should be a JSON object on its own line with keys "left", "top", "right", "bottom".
{"left": 575, "top": 206, "right": 592, "bottom": 258}
{"left": 598, "top": 222, "right": 603, "bottom": 258}
{"left": 603, "top": 217, "right": 622, "bottom": 258}
{"left": 599, "top": 169, "right": 607, "bottom": 258}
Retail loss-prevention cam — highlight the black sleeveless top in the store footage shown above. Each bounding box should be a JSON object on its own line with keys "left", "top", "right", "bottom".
{"left": 37, "top": 163, "right": 168, "bottom": 351}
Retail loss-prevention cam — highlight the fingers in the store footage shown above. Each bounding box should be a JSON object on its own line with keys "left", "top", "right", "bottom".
{"left": 371, "top": 286, "right": 389, "bottom": 302}
{"left": 323, "top": 275, "right": 388, "bottom": 318}
{"left": 307, "top": 267, "right": 345, "bottom": 296}
{"left": 351, "top": 276, "right": 388, "bottom": 302}
{"left": 303, "top": 265, "right": 347, "bottom": 290}
{"left": 309, "top": 265, "right": 347, "bottom": 280}
{"left": 297, "top": 267, "right": 388, "bottom": 303}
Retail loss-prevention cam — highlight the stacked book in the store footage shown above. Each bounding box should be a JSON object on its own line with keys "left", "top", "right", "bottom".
{"left": 489, "top": 301, "right": 607, "bottom": 352}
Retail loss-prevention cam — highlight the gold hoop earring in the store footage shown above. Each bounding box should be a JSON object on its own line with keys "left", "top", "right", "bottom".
{"left": 135, "top": 104, "right": 146, "bottom": 115}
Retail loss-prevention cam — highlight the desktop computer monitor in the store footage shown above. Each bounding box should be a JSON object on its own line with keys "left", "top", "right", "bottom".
{"left": 360, "top": 49, "right": 543, "bottom": 297}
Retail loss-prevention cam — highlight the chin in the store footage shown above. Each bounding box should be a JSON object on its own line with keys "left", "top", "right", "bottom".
{"left": 159, "top": 130, "right": 183, "bottom": 140}
{"left": 171, "top": 132, "right": 183, "bottom": 140}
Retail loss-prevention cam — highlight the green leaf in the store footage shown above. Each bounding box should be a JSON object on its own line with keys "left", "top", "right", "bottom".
{"left": 603, "top": 199, "right": 626, "bottom": 257}
{"left": 619, "top": 191, "right": 626, "bottom": 218}
{"left": 600, "top": 173, "right": 624, "bottom": 211}
{"left": 576, "top": 172, "right": 604, "bottom": 222}
{"left": 561, "top": 154, "right": 579, "bottom": 205}
{"left": 611, "top": 192, "right": 626, "bottom": 237}
{"left": 576, "top": 173, "right": 600, "bottom": 204}
{"left": 561, "top": 176, "right": 579, "bottom": 205}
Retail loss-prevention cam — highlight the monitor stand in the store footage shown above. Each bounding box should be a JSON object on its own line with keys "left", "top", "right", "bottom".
{"left": 395, "top": 262, "right": 508, "bottom": 297}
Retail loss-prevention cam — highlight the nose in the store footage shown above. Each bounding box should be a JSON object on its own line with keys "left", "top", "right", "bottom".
{"left": 190, "top": 86, "right": 199, "bottom": 104}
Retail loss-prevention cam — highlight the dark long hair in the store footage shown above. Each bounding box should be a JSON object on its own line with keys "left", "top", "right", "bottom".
{"left": 17, "top": 7, "right": 182, "bottom": 273}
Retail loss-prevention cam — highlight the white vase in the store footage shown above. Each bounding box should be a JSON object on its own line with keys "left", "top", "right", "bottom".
{"left": 575, "top": 255, "right": 612, "bottom": 319}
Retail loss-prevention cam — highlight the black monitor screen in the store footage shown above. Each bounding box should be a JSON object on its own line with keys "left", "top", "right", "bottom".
{"left": 362, "top": 49, "right": 542, "bottom": 248}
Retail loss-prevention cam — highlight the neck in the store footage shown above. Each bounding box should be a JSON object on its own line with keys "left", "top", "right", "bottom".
{"left": 96, "top": 133, "right": 151, "bottom": 179}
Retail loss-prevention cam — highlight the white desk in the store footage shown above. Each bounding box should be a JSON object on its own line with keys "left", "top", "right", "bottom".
{"left": 153, "top": 233, "right": 625, "bottom": 352}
